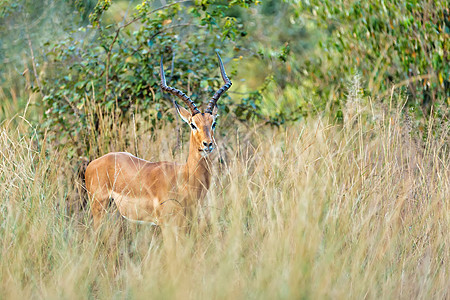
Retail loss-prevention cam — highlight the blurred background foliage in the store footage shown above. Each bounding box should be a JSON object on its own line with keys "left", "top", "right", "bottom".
{"left": 0, "top": 0, "right": 448, "bottom": 153}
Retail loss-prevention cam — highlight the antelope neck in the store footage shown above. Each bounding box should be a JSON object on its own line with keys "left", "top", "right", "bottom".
{"left": 180, "top": 133, "right": 211, "bottom": 196}
{"left": 185, "top": 133, "right": 211, "bottom": 179}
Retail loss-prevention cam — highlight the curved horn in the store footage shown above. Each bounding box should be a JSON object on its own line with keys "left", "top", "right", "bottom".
{"left": 205, "top": 52, "right": 232, "bottom": 115}
{"left": 160, "top": 56, "right": 200, "bottom": 115}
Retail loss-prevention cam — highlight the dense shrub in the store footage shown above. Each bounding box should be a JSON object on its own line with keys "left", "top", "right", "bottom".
{"left": 40, "top": 1, "right": 258, "bottom": 147}
{"left": 1, "top": 0, "right": 447, "bottom": 145}
{"left": 295, "top": 0, "right": 449, "bottom": 119}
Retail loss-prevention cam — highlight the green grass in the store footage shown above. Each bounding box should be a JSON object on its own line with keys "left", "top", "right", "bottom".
{"left": 0, "top": 92, "right": 448, "bottom": 299}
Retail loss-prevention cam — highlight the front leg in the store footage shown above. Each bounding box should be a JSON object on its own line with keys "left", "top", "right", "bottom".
{"left": 158, "top": 198, "right": 187, "bottom": 228}
{"left": 89, "top": 190, "right": 111, "bottom": 231}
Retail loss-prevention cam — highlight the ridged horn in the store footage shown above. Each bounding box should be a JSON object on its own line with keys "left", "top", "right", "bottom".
{"left": 160, "top": 56, "right": 200, "bottom": 115}
{"left": 204, "top": 52, "right": 232, "bottom": 115}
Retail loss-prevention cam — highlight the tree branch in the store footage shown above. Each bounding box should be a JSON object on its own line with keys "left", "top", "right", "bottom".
{"left": 26, "top": 31, "right": 44, "bottom": 98}
{"left": 121, "top": 0, "right": 193, "bottom": 30}
{"left": 378, "top": 74, "right": 435, "bottom": 99}
{"left": 102, "top": 0, "right": 194, "bottom": 103}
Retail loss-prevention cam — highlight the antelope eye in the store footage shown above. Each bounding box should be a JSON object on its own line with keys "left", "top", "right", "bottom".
{"left": 190, "top": 123, "right": 197, "bottom": 130}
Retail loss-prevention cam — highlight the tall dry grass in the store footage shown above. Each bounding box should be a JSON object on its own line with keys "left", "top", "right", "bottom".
{"left": 0, "top": 94, "right": 448, "bottom": 299}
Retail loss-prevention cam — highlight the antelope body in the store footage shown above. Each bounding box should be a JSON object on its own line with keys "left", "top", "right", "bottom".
{"left": 85, "top": 53, "right": 232, "bottom": 229}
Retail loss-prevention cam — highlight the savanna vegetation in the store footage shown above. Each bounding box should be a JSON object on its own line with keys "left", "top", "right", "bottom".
{"left": 0, "top": 0, "right": 448, "bottom": 299}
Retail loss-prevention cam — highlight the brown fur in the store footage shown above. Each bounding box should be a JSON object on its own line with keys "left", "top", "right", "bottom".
{"left": 85, "top": 106, "right": 218, "bottom": 229}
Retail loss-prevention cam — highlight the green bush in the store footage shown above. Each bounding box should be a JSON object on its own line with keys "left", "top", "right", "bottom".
{"left": 39, "top": 0, "right": 257, "bottom": 147}
{"left": 1, "top": 0, "right": 447, "bottom": 145}
{"left": 294, "top": 0, "right": 449, "bottom": 119}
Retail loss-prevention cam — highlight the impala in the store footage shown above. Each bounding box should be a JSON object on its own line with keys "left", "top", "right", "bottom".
{"left": 85, "top": 53, "right": 232, "bottom": 230}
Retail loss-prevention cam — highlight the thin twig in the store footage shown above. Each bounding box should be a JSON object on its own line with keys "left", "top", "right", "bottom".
{"left": 26, "top": 31, "right": 43, "bottom": 98}
{"left": 120, "top": 0, "right": 193, "bottom": 30}
{"left": 103, "top": 1, "right": 194, "bottom": 102}
{"left": 169, "top": 51, "right": 175, "bottom": 82}
{"left": 103, "top": 28, "right": 120, "bottom": 102}
{"left": 148, "top": 23, "right": 200, "bottom": 41}
{"left": 127, "top": 23, "right": 201, "bottom": 58}
{"left": 63, "top": 95, "right": 83, "bottom": 117}
{"left": 169, "top": 51, "right": 182, "bottom": 151}
{"left": 378, "top": 74, "right": 435, "bottom": 99}
{"left": 228, "top": 91, "right": 253, "bottom": 95}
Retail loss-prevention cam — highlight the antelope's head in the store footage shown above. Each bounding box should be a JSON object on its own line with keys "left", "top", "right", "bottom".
{"left": 160, "top": 53, "right": 232, "bottom": 156}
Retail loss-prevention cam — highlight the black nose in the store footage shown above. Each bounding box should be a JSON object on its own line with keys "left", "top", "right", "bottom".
{"left": 203, "top": 141, "right": 213, "bottom": 148}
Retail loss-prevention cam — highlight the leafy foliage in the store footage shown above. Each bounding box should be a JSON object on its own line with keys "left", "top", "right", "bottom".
{"left": 1, "top": 0, "right": 448, "bottom": 146}
{"left": 295, "top": 0, "right": 449, "bottom": 119}
{"left": 40, "top": 1, "right": 257, "bottom": 146}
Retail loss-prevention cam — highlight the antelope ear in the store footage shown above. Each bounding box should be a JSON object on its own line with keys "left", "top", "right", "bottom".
{"left": 175, "top": 102, "right": 191, "bottom": 123}
{"left": 212, "top": 105, "right": 219, "bottom": 118}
